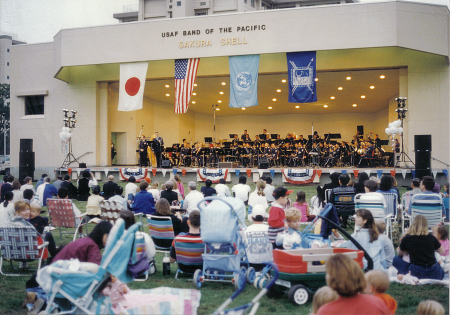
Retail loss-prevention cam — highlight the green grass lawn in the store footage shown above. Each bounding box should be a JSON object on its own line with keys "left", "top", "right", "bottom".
{"left": 0, "top": 181, "right": 448, "bottom": 314}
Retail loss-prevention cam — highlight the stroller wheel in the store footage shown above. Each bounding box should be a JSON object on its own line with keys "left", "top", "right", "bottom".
{"left": 233, "top": 272, "right": 246, "bottom": 290}
{"left": 193, "top": 269, "right": 203, "bottom": 289}
{"left": 288, "top": 284, "right": 310, "bottom": 305}
{"left": 246, "top": 267, "right": 256, "bottom": 284}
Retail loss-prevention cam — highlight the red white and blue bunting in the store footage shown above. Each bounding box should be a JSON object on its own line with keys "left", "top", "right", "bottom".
{"left": 119, "top": 168, "right": 148, "bottom": 181}
{"left": 197, "top": 168, "right": 229, "bottom": 183}
{"left": 281, "top": 169, "right": 316, "bottom": 185}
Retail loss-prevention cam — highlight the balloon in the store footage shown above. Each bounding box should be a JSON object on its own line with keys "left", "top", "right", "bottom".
{"left": 397, "top": 127, "right": 403, "bottom": 134}
{"left": 388, "top": 123, "right": 393, "bottom": 128}
{"left": 385, "top": 128, "right": 391, "bottom": 135}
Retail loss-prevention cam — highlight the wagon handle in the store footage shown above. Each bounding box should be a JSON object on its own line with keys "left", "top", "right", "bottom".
{"left": 318, "top": 215, "right": 374, "bottom": 271}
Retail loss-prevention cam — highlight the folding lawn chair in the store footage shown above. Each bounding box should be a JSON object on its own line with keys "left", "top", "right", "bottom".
{"left": 47, "top": 199, "right": 88, "bottom": 244}
{"left": 355, "top": 193, "right": 393, "bottom": 238}
{"left": 174, "top": 235, "right": 205, "bottom": 280}
{"left": 146, "top": 214, "right": 175, "bottom": 254}
{"left": 408, "top": 193, "right": 444, "bottom": 231}
{"left": 0, "top": 226, "right": 49, "bottom": 276}
{"left": 100, "top": 200, "right": 123, "bottom": 225}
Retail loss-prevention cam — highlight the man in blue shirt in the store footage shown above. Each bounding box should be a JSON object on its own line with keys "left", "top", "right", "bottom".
{"left": 408, "top": 176, "right": 444, "bottom": 215}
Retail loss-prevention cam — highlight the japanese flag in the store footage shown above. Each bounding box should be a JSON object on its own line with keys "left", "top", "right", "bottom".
{"left": 118, "top": 62, "right": 148, "bottom": 111}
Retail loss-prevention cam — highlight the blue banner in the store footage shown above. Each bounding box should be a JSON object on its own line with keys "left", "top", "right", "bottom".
{"left": 173, "top": 169, "right": 177, "bottom": 175}
{"left": 443, "top": 169, "right": 448, "bottom": 178}
{"left": 229, "top": 55, "right": 259, "bottom": 108}
{"left": 377, "top": 170, "right": 383, "bottom": 178}
{"left": 235, "top": 169, "right": 240, "bottom": 177}
{"left": 270, "top": 170, "right": 275, "bottom": 178}
{"left": 286, "top": 51, "right": 317, "bottom": 103}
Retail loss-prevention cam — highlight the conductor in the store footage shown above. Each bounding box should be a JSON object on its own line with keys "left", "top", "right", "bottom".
{"left": 153, "top": 132, "right": 164, "bottom": 167}
{"left": 139, "top": 135, "right": 148, "bottom": 167}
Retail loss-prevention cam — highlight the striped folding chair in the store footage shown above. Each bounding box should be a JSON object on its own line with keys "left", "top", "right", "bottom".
{"left": 380, "top": 192, "right": 398, "bottom": 237}
{"left": 401, "top": 192, "right": 415, "bottom": 233}
{"left": 146, "top": 215, "right": 175, "bottom": 254}
{"left": 410, "top": 194, "right": 444, "bottom": 230}
{"left": 47, "top": 199, "right": 88, "bottom": 244}
{"left": 355, "top": 193, "right": 393, "bottom": 238}
{"left": 0, "top": 226, "right": 49, "bottom": 276}
{"left": 174, "top": 235, "right": 205, "bottom": 279}
{"left": 100, "top": 200, "right": 123, "bottom": 225}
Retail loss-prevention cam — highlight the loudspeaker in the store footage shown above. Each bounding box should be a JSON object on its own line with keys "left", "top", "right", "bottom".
{"left": 414, "top": 135, "right": 432, "bottom": 152}
{"left": 258, "top": 158, "right": 269, "bottom": 169}
{"left": 20, "top": 139, "right": 33, "bottom": 153}
{"left": 415, "top": 151, "right": 431, "bottom": 179}
{"left": 79, "top": 163, "right": 87, "bottom": 168}
{"left": 162, "top": 160, "right": 173, "bottom": 168}
{"left": 19, "top": 152, "right": 34, "bottom": 168}
{"left": 19, "top": 166, "right": 34, "bottom": 181}
{"left": 357, "top": 125, "right": 364, "bottom": 137}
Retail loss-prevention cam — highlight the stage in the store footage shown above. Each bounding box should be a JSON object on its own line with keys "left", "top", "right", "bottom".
{"left": 55, "top": 165, "right": 448, "bottom": 187}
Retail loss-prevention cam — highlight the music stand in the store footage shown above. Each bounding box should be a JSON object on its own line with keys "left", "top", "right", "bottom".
{"left": 259, "top": 134, "right": 266, "bottom": 140}
{"left": 229, "top": 134, "right": 237, "bottom": 139}
{"left": 271, "top": 134, "right": 278, "bottom": 140}
{"left": 204, "top": 137, "right": 213, "bottom": 143}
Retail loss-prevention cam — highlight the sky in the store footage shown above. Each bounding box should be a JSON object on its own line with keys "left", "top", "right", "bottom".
{"left": 0, "top": 0, "right": 448, "bottom": 44}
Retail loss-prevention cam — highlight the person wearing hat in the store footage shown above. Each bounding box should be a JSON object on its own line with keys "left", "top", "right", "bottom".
{"left": 245, "top": 205, "right": 271, "bottom": 271}
{"left": 323, "top": 172, "right": 341, "bottom": 193}
{"left": 268, "top": 186, "right": 293, "bottom": 248}
{"left": 246, "top": 205, "right": 269, "bottom": 231}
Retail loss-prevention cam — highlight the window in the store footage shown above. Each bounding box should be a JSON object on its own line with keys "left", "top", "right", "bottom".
{"left": 7, "top": 49, "right": 9, "bottom": 53}
{"left": 177, "top": 1, "right": 181, "bottom": 6}
{"left": 6, "top": 76, "right": 9, "bottom": 80}
{"left": 7, "top": 62, "right": 9, "bottom": 66}
{"left": 200, "top": 1, "right": 206, "bottom": 5}
{"left": 25, "top": 95, "right": 44, "bottom": 115}
{"left": 169, "top": 5, "right": 172, "bottom": 8}
{"left": 251, "top": 0, "right": 255, "bottom": 7}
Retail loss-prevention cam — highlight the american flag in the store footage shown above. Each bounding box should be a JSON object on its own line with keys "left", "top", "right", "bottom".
{"left": 174, "top": 58, "right": 200, "bottom": 114}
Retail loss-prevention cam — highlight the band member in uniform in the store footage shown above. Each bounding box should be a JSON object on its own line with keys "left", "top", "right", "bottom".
{"left": 241, "top": 130, "right": 251, "bottom": 141}
{"left": 254, "top": 135, "right": 262, "bottom": 147}
{"left": 153, "top": 132, "right": 164, "bottom": 168}
{"left": 240, "top": 143, "right": 251, "bottom": 167}
{"left": 111, "top": 140, "right": 116, "bottom": 165}
{"left": 193, "top": 142, "right": 203, "bottom": 167}
{"left": 171, "top": 144, "right": 180, "bottom": 166}
{"left": 180, "top": 142, "right": 191, "bottom": 167}
{"left": 270, "top": 143, "right": 279, "bottom": 166}
{"left": 298, "top": 135, "right": 306, "bottom": 145}
{"left": 232, "top": 134, "right": 240, "bottom": 146}
{"left": 139, "top": 135, "right": 148, "bottom": 167}
{"left": 373, "top": 134, "right": 381, "bottom": 151}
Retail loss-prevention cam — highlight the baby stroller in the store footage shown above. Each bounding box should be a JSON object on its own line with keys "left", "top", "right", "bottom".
{"left": 36, "top": 219, "right": 142, "bottom": 314}
{"left": 194, "top": 197, "right": 252, "bottom": 288}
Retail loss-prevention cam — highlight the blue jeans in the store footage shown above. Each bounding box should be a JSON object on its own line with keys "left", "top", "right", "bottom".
{"left": 393, "top": 255, "right": 444, "bottom": 280}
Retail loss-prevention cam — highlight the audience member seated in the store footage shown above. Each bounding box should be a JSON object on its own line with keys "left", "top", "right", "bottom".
{"left": 416, "top": 300, "right": 445, "bottom": 315}
{"left": 153, "top": 198, "right": 183, "bottom": 236}
{"left": 245, "top": 205, "right": 270, "bottom": 271}
{"left": 354, "top": 172, "right": 369, "bottom": 195}
{"left": 57, "top": 187, "right": 84, "bottom": 235}
{"left": 53, "top": 175, "right": 64, "bottom": 191}
{"left": 108, "top": 186, "right": 128, "bottom": 211}
{"left": 323, "top": 172, "right": 341, "bottom": 193}
{"left": 42, "top": 177, "right": 58, "bottom": 206}
{"left": 377, "top": 175, "right": 400, "bottom": 202}
{"left": 408, "top": 176, "right": 445, "bottom": 215}
{"left": 174, "top": 174, "right": 185, "bottom": 198}
{"left": 183, "top": 181, "right": 204, "bottom": 214}
{"left": 77, "top": 170, "right": 97, "bottom": 201}
{"left": 53, "top": 221, "right": 113, "bottom": 265}
{"left": 160, "top": 181, "right": 179, "bottom": 206}
{"left": 130, "top": 180, "right": 156, "bottom": 215}
{"left": 375, "top": 221, "right": 395, "bottom": 268}
{"left": 1, "top": 175, "right": 14, "bottom": 203}
{"left": 262, "top": 176, "right": 275, "bottom": 204}
{"left": 330, "top": 173, "right": 356, "bottom": 203}
{"left": 11, "top": 180, "right": 23, "bottom": 204}
{"left": 232, "top": 175, "right": 251, "bottom": 205}
{"left": 311, "top": 286, "right": 338, "bottom": 315}
{"left": 410, "top": 178, "right": 422, "bottom": 195}
{"left": 276, "top": 207, "right": 302, "bottom": 250}
{"left": 102, "top": 175, "right": 118, "bottom": 200}
{"left": 248, "top": 180, "right": 268, "bottom": 216}
{"left": 363, "top": 180, "right": 387, "bottom": 208}
{"left": 86, "top": 185, "right": 105, "bottom": 220}
{"left": 293, "top": 190, "right": 314, "bottom": 222}
{"left": 200, "top": 179, "right": 217, "bottom": 197}
{"left": 310, "top": 185, "right": 326, "bottom": 217}
{"left": 364, "top": 270, "right": 397, "bottom": 314}
{"left": 315, "top": 254, "right": 391, "bottom": 315}
{"left": 61, "top": 175, "right": 78, "bottom": 199}
{"left": 215, "top": 178, "right": 231, "bottom": 197}
{"left": 20, "top": 176, "right": 35, "bottom": 193}
{"left": 169, "top": 210, "right": 204, "bottom": 274}
{"left": 393, "top": 215, "right": 445, "bottom": 280}
{"left": 147, "top": 181, "right": 160, "bottom": 202}
{"left": 124, "top": 176, "right": 138, "bottom": 201}
{"left": 341, "top": 209, "right": 385, "bottom": 270}
{"left": 0, "top": 191, "right": 15, "bottom": 226}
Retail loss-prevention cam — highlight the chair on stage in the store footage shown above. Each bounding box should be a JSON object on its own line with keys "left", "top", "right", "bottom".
{"left": 47, "top": 199, "right": 88, "bottom": 244}
{"left": 0, "top": 226, "right": 49, "bottom": 276}
{"left": 405, "top": 193, "right": 444, "bottom": 231}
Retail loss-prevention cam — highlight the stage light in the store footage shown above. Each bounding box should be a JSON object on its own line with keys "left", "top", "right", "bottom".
{"left": 192, "top": 92, "right": 197, "bottom": 96}
{"left": 165, "top": 93, "right": 170, "bottom": 97}
{"left": 218, "top": 100, "right": 222, "bottom": 103}
{"left": 241, "top": 107, "right": 246, "bottom": 110}
{"left": 295, "top": 105, "right": 300, "bottom": 109}
{"left": 192, "top": 101, "right": 196, "bottom": 104}
{"left": 276, "top": 89, "right": 281, "bottom": 93}
{"left": 361, "top": 95, "right": 366, "bottom": 99}
{"left": 338, "top": 87, "right": 343, "bottom": 90}
{"left": 194, "top": 83, "right": 198, "bottom": 86}
{"left": 380, "top": 75, "right": 385, "bottom": 79}
{"left": 315, "top": 78, "right": 318, "bottom": 82}
{"left": 272, "top": 98, "right": 277, "bottom": 102}
{"left": 221, "top": 82, "right": 226, "bottom": 86}
{"left": 71, "top": 110, "right": 77, "bottom": 114}
{"left": 281, "top": 79, "right": 287, "bottom": 83}
{"left": 370, "top": 86, "right": 375, "bottom": 89}
{"left": 323, "top": 105, "right": 328, "bottom": 108}
{"left": 346, "top": 76, "right": 351, "bottom": 80}
{"left": 268, "top": 106, "right": 273, "bottom": 109}
{"left": 330, "top": 96, "right": 335, "bottom": 100}
{"left": 219, "top": 91, "right": 224, "bottom": 95}
{"left": 216, "top": 108, "right": 220, "bottom": 111}
{"left": 352, "top": 104, "right": 357, "bottom": 107}
{"left": 165, "top": 84, "right": 170, "bottom": 88}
